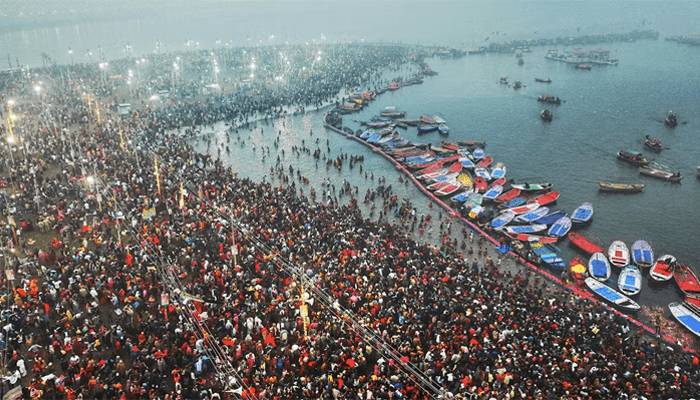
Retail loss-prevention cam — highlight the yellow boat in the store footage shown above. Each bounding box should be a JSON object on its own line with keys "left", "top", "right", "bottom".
{"left": 457, "top": 173, "right": 473, "bottom": 189}
{"left": 598, "top": 182, "right": 645, "bottom": 193}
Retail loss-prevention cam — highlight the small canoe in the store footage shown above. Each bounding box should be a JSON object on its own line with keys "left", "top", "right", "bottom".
{"left": 508, "top": 202, "right": 540, "bottom": 215}
{"left": 675, "top": 264, "right": 700, "bottom": 297}
{"left": 529, "top": 242, "right": 566, "bottom": 269}
{"left": 367, "top": 133, "right": 383, "bottom": 143}
{"left": 585, "top": 278, "right": 640, "bottom": 311}
{"left": 570, "top": 202, "right": 594, "bottom": 224}
{"left": 533, "top": 210, "right": 567, "bottom": 226}
{"left": 618, "top": 265, "right": 643, "bottom": 296}
{"left": 496, "top": 188, "right": 521, "bottom": 204}
{"left": 588, "top": 252, "right": 611, "bottom": 282}
{"left": 649, "top": 254, "right": 676, "bottom": 282}
{"left": 631, "top": 240, "right": 654, "bottom": 268}
{"left": 567, "top": 232, "right": 604, "bottom": 255}
{"left": 548, "top": 216, "right": 572, "bottom": 237}
{"left": 491, "top": 210, "right": 516, "bottom": 229}
{"left": 451, "top": 188, "right": 476, "bottom": 204}
{"left": 608, "top": 240, "right": 630, "bottom": 268}
{"left": 474, "top": 176, "right": 487, "bottom": 193}
{"left": 483, "top": 185, "right": 504, "bottom": 201}
{"left": 476, "top": 155, "right": 493, "bottom": 168}
{"left": 511, "top": 182, "right": 553, "bottom": 192}
{"left": 504, "top": 224, "right": 548, "bottom": 234}
{"left": 435, "top": 183, "right": 462, "bottom": 197}
{"left": 514, "top": 206, "right": 549, "bottom": 224}
{"left": 456, "top": 172, "right": 473, "bottom": 189}
{"left": 473, "top": 167, "right": 491, "bottom": 181}
{"left": 490, "top": 163, "right": 507, "bottom": 180}
{"left": 639, "top": 166, "right": 682, "bottom": 182}
{"left": 471, "top": 148, "right": 485, "bottom": 160}
{"left": 669, "top": 302, "right": 700, "bottom": 338}
{"left": 598, "top": 182, "right": 645, "bottom": 193}
{"left": 466, "top": 205, "right": 484, "bottom": 219}
{"left": 527, "top": 191, "right": 560, "bottom": 207}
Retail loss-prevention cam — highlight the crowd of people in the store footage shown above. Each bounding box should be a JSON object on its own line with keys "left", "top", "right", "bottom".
{"left": 0, "top": 42, "right": 699, "bottom": 400}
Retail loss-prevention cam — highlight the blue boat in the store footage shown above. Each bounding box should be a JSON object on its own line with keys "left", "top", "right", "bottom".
{"left": 618, "top": 265, "right": 643, "bottom": 296}
{"left": 367, "top": 133, "right": 383, "bottom": 143}
{"left": 533, "top": 210, "right": 567, "bottom": 226}
{"left": 631, "top": 240, "right": 654, "bottom": 268}
{"left": 360, "top": 130, "right": 375, "bottom": 140}
{"left": 491, "top": 210, "right": 515, "bottom": 229}
{"left": 504, "top": 197, "right": 526, "bottom": 208}
{"left": 570, "top": 202, "right": 594, "bottom": 224}
{"left": 418, "top": 125, "right": 438, "bottom": 134}
{"left": 504, "top": 224, "right": 548, "bottom": 234}
{"left": 548, "top": 216, "right": 572, "bottom": 237}
{"left": 472, "top": 148, "right": 485, "bottom": 160}
{"left": 483, "top": 185, "right": 503, "bottom": 201}
{"left": 529, "top": 242, "right": 566, "bottom": 269}
{"left": 669, "top": 302, "right": 700, "bottom": 338}
{"left": 585, "top": 277, "right": 641, "bottom": 311}
{"left": 514, "top": 206, "right": 550, "bottom": 224}
{"left": 438, "top": 125, "right": 449, "bottom": 135}
{"left": 588, "top": 252, "right": 611, "bottom": 282}
{"left": 460, "top": 158, "right": 476, "bottom": 169}
{"left": 451, "top": 189, "right": 476, "bottom": 203}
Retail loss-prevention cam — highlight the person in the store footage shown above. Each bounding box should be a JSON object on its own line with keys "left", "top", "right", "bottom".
{"left": 471, "top": 259, "right": 479, "bottom": 276}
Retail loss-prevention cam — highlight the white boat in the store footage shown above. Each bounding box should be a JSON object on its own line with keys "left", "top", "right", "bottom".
{"left": 491, "top": 210, "right": 515, "bottom": 229}
{"left": 570, "top": 202, "right": 594, "bottom": 224}
{"left": 649, "top": 254, "right": 677, "bottom": 282}
{"left": 588, "top": 252, "right": 611, "bottom": 282}
{"left": 617, "top": 265, "right": 642, "bottom": 296}
{"left": 473, "top": 167, "right": 491, "bottom": 181}
{"left": 504, "top": 224, "right": 548, "bottom": 234}
{"left": 514, "top": 206, "right": 549, "bottom": 224}
{"left": 669, "top": 302, "right": 700, "bottom": 338}
{"left": 631, "top": 240, "right": 654, "bottom": 268}
{"left": 483, "top": 185, "right": 503, "bottom": 201}
{"left": 608, "top": 240, "right": 630, "bottom": 268}
{"left": 490, "top": 163, "right": 507, "bottom": 180}
{"left": 548, "top": 216, "right": 572, "bottom": 237}
{"left": 585, "top": 278, "right": 640, "bottom": 311}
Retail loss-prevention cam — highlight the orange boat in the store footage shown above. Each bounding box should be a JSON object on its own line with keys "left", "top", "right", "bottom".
{"left": 527, "top": 191, "right": 560, "bottom": 206}
{"left": 567, "top": 232, "right": 604, "bottom": 255}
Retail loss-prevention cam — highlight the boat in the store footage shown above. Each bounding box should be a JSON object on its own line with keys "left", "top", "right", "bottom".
{"left": 435, "top": 182, "right": 463, "bottom": 197}
{"left": 473, "top": 176, "right": 487, "bottom": 193}
{"left": 476, "top": 155, "right": 493, "bottom": 168}
{"left": 585, "top": 277, "right": 641, "bottom": 311}
{"left": 514, "top": 206, "right": 549, "bottom": 224}
{"left": 360, "top": 130, "right": 375, "bottom": 140}
{"left": 568, "top": 232, "right": 604, "bottom": 255}
{"left": 598, "top": 182, "right": 645, "bottom": 193}
{"left": 511, "top": 182, "right": 553, "bottom": 192}
{"left": 569, "top": 256, "right": 588, "bottom": 282}
{"left": 513, "top": 79, "right": 522, "bottom": 88}
{"left": 529, "top": 242, "right": 566, "bottom": 269}
{"left": 483, "top": 185, "right": 503, "bottom": 201}
{"left": 438, "top": 125, "right": 449, "bottom": 136}
{"left": 535, "top": 78, "right": 552, "bottom": 83}
{"left": 397, "top": 119, "right": 421, "bottom": 126}
{"left": 508, "top": 233, "right": 559, "bottom": 244}
{"left": 639, "top": 166, "right": 682, "bottom": 182}
{"left": 608, "top": 240, "right": 630, "bottom": 268}
{"left": 675, "top": 264, "right": 700, "bottom": 297}
{"left": 503, "top": 197, "right": 526, "bottom": 209}
{"left": 618, "top": 265, "right": 643, "bottom": 296}
{"left": 456, "top": 172, "right": 473, "bottom": 189}
{"left": 548, "top": 216, "right": 572, "bottom": 237}
{"left": 364, "top": 121, "right": 391, "bottom": 128}
{"left": 419, "top": 116, "right": 437, "bottom": 125}
{"left": 366, "top": 132, "right": 384, "bottom": 143}
{"left": 457, "top": 140, "right": 486, "bottom": 149}
{"left": 665, "top": 110, "right": 678, "bottom": 128}
{"left": 426, "top": 180, "right": 453, "bottom": 192}
{"left": 473, "top": 167, "right": 491, "bottom": 181}
{"left": 495, "top": 188, "right": 521, "bottom": 204}
{"left": 426, "top": 173, "right": 459, "bottom": 185}
{"left": 451, "top": 188, "right": 476, "bottom": 204}
{"left": 491, "top": 210, "right": 516, "bottom": 229}
{"left": 644, "top": 135, "right": 662, "bottom": 152}
{"left": 499, "top": 76, "right": 508, "bottom": 84}
{"left": 533, "top": 210, "right": 567, "bottom": 226}
{"left": 440, "top": 141, "right": 461, "bottom": 151}
{"left": 461, "top": 193, "right": 484, "bottom": 213}
{"left": 508, "top": 202, "right": 540, "bottom": 215}
{"left": 380, "top": 108, "right": 406, "bottom": 118}
{"left": 418, "top": 125, "right": 438, "bottom": 134}
{"left": 537, "top": 94, "right": 561, "bottom": 105}
{"left": 576, "top": 64, "right": 593, "bottom": 70}
{"left": 649, "top": 254, "right": 676, "bottom": 282}
{"left": 617, "top": 150, "right": 650, "bottom": 166}
{"left": 460, "top": 157, "right": 476, "bottom": 170}
{"left": 570, "top": 202, "right": 594, "bottom": 224}
{"left": 527, "top": 191, "right": 560, "bottom": 207}
{"left": 588, "top": 252, "right": 611, "bottom": 282}
{"left": 490, "top": 163, "right": 506, "bottom": 180}
{"left": 471, "top": 147, "right": 485, "bottom": 160}
{"left": 504, "top": 224, "right": 548, "bottom": 235}
{"left": 669, "top": 302, "right": 700, "bottom": 338}
{"left": 541, "top": 109, "right": 553, "bottom": 122}
{"left": 631, "top": 240, "right": 654, "bottom": 268}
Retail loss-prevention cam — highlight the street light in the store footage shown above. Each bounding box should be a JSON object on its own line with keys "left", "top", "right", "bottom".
{"left": 33, "top": 85, "right": 41, "bottom": 101}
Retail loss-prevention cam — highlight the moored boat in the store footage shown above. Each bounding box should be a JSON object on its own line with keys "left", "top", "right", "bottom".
{"left": 669, "top": 302, "right": 700, "bottom": 338}
{"left": 461, "top": 193, "right": 484, "bottom": 213}
{"left": 529, "top": 242, "right": 565, "bottom": 269}
{"left": 490, "top": 163, "right": 507, "bottom": 180}
{"left": 473, "top": 167, "right": 491, "bottom": 181}
{"left": 631, "top": 240, "right": 654, "bottom": 268}
{"left": 675, "top": 264, "right": 700, "bottom": 297}
{"left": 508, "top": 202, "right": 540, "bottom": 215}
{"left": 568, "top": 232, "right": 604, "bottom": 255}
{"left": 665, "top": 110, "right": 678, "bottom": 128}
{"left": 585, "top": 277, "right": 641, "bottom": 311}
{"left": 471, "top": 147, "right": 485, "bottom": 160}
{"left": 511, "top": 182, "right": 553, "bottom": 192}
{"left": 533, "top": 210, "right": 567, "bottom": 226}
{"left": 426, "top": 180, "right": 453, "bottom": 192}
{"left": 649, "top": 254, "right": 676, "bottom": 282}
{"left": 617, "top": 150, "right": 650, "bottom": 166}
{"left": 491, "top": 210, "right": 516, "bottom": 229}
{"left": 644, "top": 135, "right": 662, "bottom": 152}
{"left": 598, "top": 182, "right": 645, "bottom": 193}
{"left": 548, "top": 216, "right": 572, "bottom": 237}
{"left": 588, "top": 252, "right": 611, "bottom": 282}
{"left": 537, "top": 94, "right": 561, "bottom": 105}
{"left": 495, "top": 188, "right": 521, "bottom": 204}
{"left": 504, "top": 224, "right": 548, "bottom": 235}
{"left": 451, "top": 188, "right": 476, "bottom": 204}
{"left": 514, "top": 206, "right": 549, "bottom": 224}
{"left": 535, "top": 78, "right": 552, "bottom": 83}
{"left": 570, "top": 202, "right": 594, "bottom": 224}
{"left": 527, "top": 191, "right": 560, "bottom": 207}
{"left": 473, "top": 176, "right": 487, "bottom": 193}
{"left": 569, "top": 256, "right": 588, "bottom": 282}
{"left": 608, "top": 240, "right": 630, "bottom": 268}
{"left": 483, "top": 184, "right": 504, "bottom": 201}
{"left": 476, "top": 155, "right": 493, "bottom": 168}
{"left": 434, "top": 182, "right": 462, "bottom": 197}
{"left": 418, "top": 125, "right": 438, "bottom": 134}
{"left": 618, "top": 265, "right": 643, "bottom": 296}
{"left": 438, "top": 125, "right": 449, "bottom": 136}
{"left": 540, "top": 109, "right": 553, "bottom": 122}
{"left": 639, "top": 166, "right": 682, "bottom": 182}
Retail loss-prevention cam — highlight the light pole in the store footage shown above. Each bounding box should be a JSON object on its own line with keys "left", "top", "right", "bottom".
{"left": 99, "top": 62, "right": 108, "bottom": 86}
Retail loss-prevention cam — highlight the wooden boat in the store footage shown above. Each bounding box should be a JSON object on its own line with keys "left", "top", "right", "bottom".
{"left": 465, "top": 205, "right": 484, "bottom": 219}
{"left": 489, "top": 176, "right": 506, "bottom": 188}
{"left": 397, "top": 119, "right": 420, "bottom": 126}
{"left": 665, "top": 111, "right": 678, "bottom": 128}
{"left": 617, "top": 150, "right": 650, "bottom": 166}
{"left": 440, "top": 141, "right": 461, "bottom": 151}
{"left": 598, "top": 182, "right": 645, "bottom": 193}
{"left": 537, "top": 94, "right": 561, "bottom": 105}
{"left": 490, "top": 163, "right": 506, "bottom": 180}
{"left": 675, "top": 264, "right": 700, "bottom": 297}
{"left": 569, "top": 256, "right": 588, "bottom": 282}
{"left": 639, "top": 166, "right": 682, "bottom": 182}
{"left": 426, "top": 180, "right": 453, "bottom": 191}
{"left": 527, "top": 191, "right": 560, "bottom": 207}
{"left": 426, "top": 173, "right": 459, "bottom": 185}
{"left": 568, "top": 232, "right": 604, "bottom": 255}
{"left": 618, "top": 265, "right": 643, "bottom": 296}
{"left": 380, "top": 108, "right": 406, "bottom": 118}
{"left": 669, "top": 302, "right": 700, "bottom": 338}
{"left": 476, "top": 155, "right": 493, "bottom": 168}
{"left": 548, "top": 216, "right": 572, "bottom": 237}
{"left": 457, "top": 140, "right": 486, "bottom": 149}
{"left": 534, "top": 78, "right": 552, "bottom": 83}
{"left": 687, "top": 295, "right": 700, "bottom": 309}
{"left": 570, "top": 202, "right": 594, "bottom": 224}
{"left": 534, "top": 210, "right": 567, "bottom": 226}
{"left": 541, "top": 109, "right": 553, "bottom": 122}
{"left": 631, "top": 240, "right": 654, "bottom": 268}
{"left": 456, "top": 172, "right": 473, "bottom": 189}
{"left": 417, "top": 168, "right": 448, "bottom": 181}
{"left": 514, "top": 206, "right": 549, "bottom": 224}
{"left": 364, "top": 121, "right": 391, "bottom": 129}
{"left": 459, "top": 156, "right": 476, "bottom": 170}
{"left": 360, "top": 130, "right": 375, "bottom": 140}
{"left": 576, "top": 64, "right": 593, "bottom": 70}
{"left": 504, "top": 224, "right": 548, "bottom": 235}
{"left": 419, "top": 116, "right": 436, "bottom": 125}
{"left": 418, "top": 125, "right": 438, "bottom": 134}
{"left": 491, "top": 210, "right": 516, "bottom": 229}
{"left": 435, "top": 182, "right": 462, "bottom": 197}
{"left": 508, "top": 202, "right": 540, "bottom": 215}
{"left": 511, "top": 182, "right": 553, "bottom": 192}
{"left": 473, "top": 176, "right": 487, "bottom": 193}
{"left": 451, "top": 188, "right": 476, "bottom": 204}
{"left": 471, "top": 147, "right": 485, "bottom": 160}
{"left": 585, "top": 278, "right": 641, "bottom": 311}
{"left": 649, "top": 254, "right": 676, "bottom": 282}
{"left": 529, "top": 242, "right": 566, "bottom": 269}
{"left": 509, "top": 233, "right": 559, "bottom": 244}
{"left": 644, "top": 135, "right": 662, "bottom": 152}
{"left": 588, "top": 252, "right": 611, "bottom": 282}
{"left": 483, "top": 185, "right": 503, "bottom": 201}
{"left": 496, "top": 188, "right": 521, "bottom": 204}
{"left": 608, "top": 240, "right": 630, "bottom": 268}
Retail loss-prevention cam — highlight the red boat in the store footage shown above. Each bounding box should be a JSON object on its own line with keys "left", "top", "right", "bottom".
{"left": 527, "top": 191, "right": 560, "bottom": 206}
{"left": 440, "top": 141, "right": 461, "bottom": 151}
{"left": 419, "top": 116, "right": 436, "bottom": 124}
{"left": 474, "top": 176, "right": 487, "bottom": 193}
{"left": 447, "top": 161, "right": 463, "bottom": 174}
{"left": 675, "top": 264, "right": 700, "bottom": 296}
{"left": 508, "top": 232, "right": 559, "bottom": 244}
{"left": 477, "top": 155, "right": 493, "bottom": 168}
{"left": 496, "top": 188, "right": 521, "bottom": 203}
{"left": 489, "top": 177, "right": 505, "bottom": 188}
{"left": 686, "top": 295, "right": 700, "bottom": 309}
{"left": 435, "top": 182, "right": 462, "bottom": 197}
{"left": 567, "top": 232, "right": 604, "bottom": 255}
{"left": 569, "top": 256, "right": 588, "bottom": 282}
